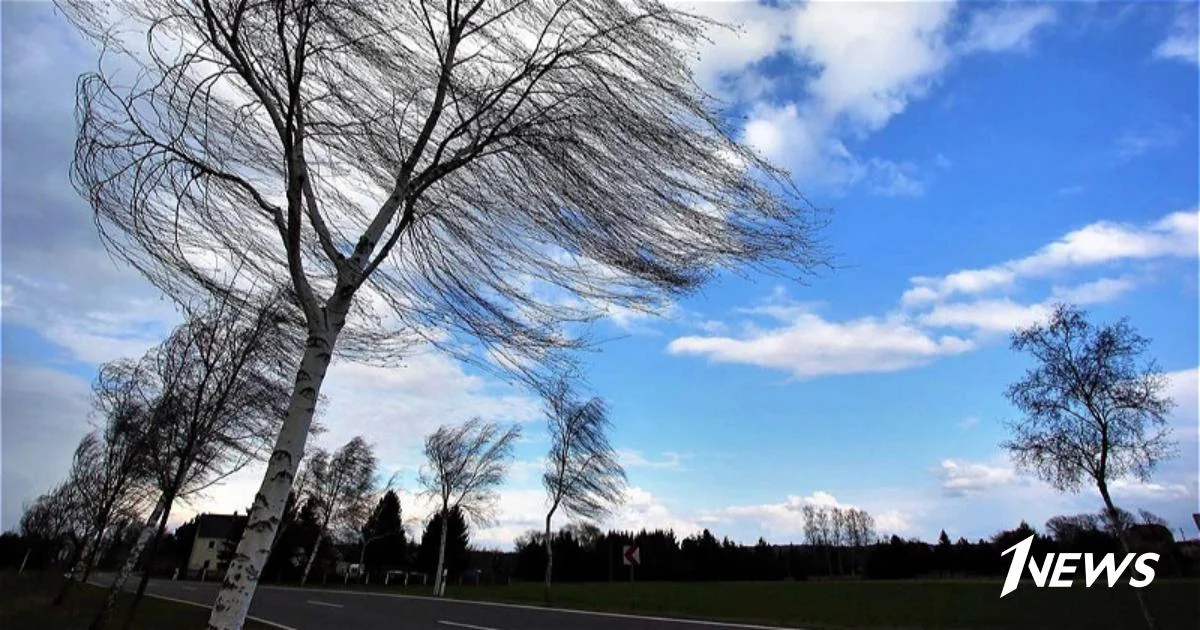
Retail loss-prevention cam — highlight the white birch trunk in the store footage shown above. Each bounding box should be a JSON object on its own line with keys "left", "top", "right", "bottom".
{"left": 433, "top": 510, "right": 449, "bottom": 596}
{"left": 206, "top": 323, "right": 339, "bottom": 630}
{"left": 300, "top": 532, "right": 323, "bottom": 587}
{"left": 18, "top": 548, "right": 31, "bottom": 575}
{"left": 90, "top": 497, "right": 166, "bottom": 630}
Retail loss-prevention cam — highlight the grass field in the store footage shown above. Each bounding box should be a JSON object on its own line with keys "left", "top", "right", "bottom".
{"left": 0, "top": 571, "right": 273, "bottom": 630}
{"left": 306, "top": 577, "right": 1200, "bottom": 630}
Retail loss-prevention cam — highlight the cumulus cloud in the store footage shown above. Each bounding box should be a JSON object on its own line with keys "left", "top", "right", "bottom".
{"left": 937, "top": 459, "right": 1021, "bottom": 497}
{"left": 902, "top": 210, "right": 1199, "bottom": 306}
{"left": 704, "top": 491, "right": 916, "bottom": 539}
{"left": 683, "top": 1, "right": 1058, "bottom": 195}
{"left": 1050, "top": 277, "right": 1138, "bottom": 305}
{"left": 918, "top": 298, "right": 1051, "bottom": 333}
{"left": 671, "top": 208, "right": 1198, "bottom": 379}
{"left": 668, "top": 303, "right": 974, "bottom": 378}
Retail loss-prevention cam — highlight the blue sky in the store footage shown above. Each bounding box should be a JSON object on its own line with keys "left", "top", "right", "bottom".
{"left": 2, "top": 1, "right": 1198, "bottom": 549}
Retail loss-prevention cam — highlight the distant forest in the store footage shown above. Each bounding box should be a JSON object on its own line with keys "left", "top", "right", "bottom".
{"left": 4, "top": 504, "right": 1197, "bottom": 583}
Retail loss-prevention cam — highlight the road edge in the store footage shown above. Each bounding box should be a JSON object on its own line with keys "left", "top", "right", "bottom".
{"left": 265, "top": 584, "right": 806, "bottom": 630}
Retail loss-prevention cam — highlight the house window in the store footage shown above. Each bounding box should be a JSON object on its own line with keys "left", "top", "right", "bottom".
{"left": 208, "top": 540, "right": 215, "bottom": 549}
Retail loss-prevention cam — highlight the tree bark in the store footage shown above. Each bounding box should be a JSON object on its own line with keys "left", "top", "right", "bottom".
{"left": 19, "top": 548, "right": 32, "bottom": 575}
{"left": 207, "top": 326, "right": 338, "bottom": 630}
{"left": 300, "top": 532, "right": 323, "bottom": 587}
{"left": 123, "top": 485, "right": 177, "bottom": 630}
{"left": 434, "top": 509, "right": 449, "bottom": 596}
{"left": 543, "top": 512, "right": 554, "bottom": 604}
{"left": 52, "top": 533, "right": 95, "bottom": 606}
{"left": 90, "top": 497, "right": 166, "bottom": 630}
{"left": 1099, "top": 480, "right": 1159, "bottom": 630}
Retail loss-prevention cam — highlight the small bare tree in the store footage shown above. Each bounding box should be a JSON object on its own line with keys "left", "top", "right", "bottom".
{"left": 20, "top": 483, "right": 87, "bottom": 575}
{"left": 541, "top": 381, "right": 625, "bottom": 600}
{"left": 56, "top": 1, "right": 830, "bottom": 625}
{"left": 419, "top": 418, "right": 521, "bottom": 596}
{"left": 299, "top": 437, "right": 378, "bottom": 586}
{"left": 94, "top": 294, "right": 297, "bottom": 630}
{"left": 53, "top": 385, "right": 158, "bottom": 607}
{"left": 1002, "top": 303, "right": 1176, "bottom": 630}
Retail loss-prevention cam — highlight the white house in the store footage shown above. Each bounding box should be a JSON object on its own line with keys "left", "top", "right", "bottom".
{"left": 186, "top": 513, "right": 246, "bottom": 578}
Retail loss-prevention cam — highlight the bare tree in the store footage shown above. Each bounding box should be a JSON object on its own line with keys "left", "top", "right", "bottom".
{"left": 843, "top": 508, "right": 874, "bottom": 575}
{"left": 419, "top": 418, "right": 520, "bottom": 596}
{"left": 1002, "top": 303, "right": 1176, "bottom": 630}
{"left": 20, "top": 483, "right": 87, "bottom": 575}
{"left": 56, "top": 1, "right": 829, "bottom": 625}
{"left": 542, "top": 380, "right": 625, "bottom": 600}
{"left": 53, "top": 380, "right": 160, "bottom": 607}
{"left": 830, "top": 507, "right": 847, "bottom": 575}
{"left": 94, "top": 294, "right": 297, "bottom": 630}
{"left": 298, "top": 437, "right": 378, "bottom": 586}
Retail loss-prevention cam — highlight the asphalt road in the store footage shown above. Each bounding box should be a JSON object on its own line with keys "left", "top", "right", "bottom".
{"left": 94, "top": 576, "right": 797, "bottom": 630}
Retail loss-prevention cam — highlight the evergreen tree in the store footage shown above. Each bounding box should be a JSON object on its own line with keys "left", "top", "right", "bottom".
{"left": 361, "top": 490, "right": 406, "bottom": 579}
{"left": 417, "top": 507, "right": 469, "bottom": 579}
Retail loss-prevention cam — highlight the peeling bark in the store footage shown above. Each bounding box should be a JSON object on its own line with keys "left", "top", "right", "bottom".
{"left": 90, "top": 497, "right": 165, "bottom": 630}
{"left": 207, "top": 329, "right": 336, "bottom": 630}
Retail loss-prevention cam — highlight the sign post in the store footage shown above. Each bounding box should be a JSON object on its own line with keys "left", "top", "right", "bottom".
{"left": 622, "top": 544, "right": 640, "bottom": 609}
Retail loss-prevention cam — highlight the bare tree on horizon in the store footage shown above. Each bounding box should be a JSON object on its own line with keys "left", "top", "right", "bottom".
{"left": 92, "top": 292, "right": 299, "bottom": 630}
{"left": 298, "top": 436, "right": 377, "bottom": 586}
{"left": 1002, "top": 302, "right": 1177, "bottom": 630}
{"left": 419, "top": 418, "right": 520, "bottom": 597}
{"left": 541, "top": 379, "right": 625, "bottom": 601}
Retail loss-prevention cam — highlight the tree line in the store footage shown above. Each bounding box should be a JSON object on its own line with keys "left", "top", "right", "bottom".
{"left": 504, "top": 506, "right": 1194, "bottom": 584}
{"left": 6, "top": 293, "right": 629, "bottom": 625}
{"left": 17, "top": 0, "right": 1185, "bottom": 626}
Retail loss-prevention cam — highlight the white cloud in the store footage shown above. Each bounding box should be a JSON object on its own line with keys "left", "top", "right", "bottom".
{"left": 1, "top": 364, "right": 95, "bottom": 529}
{"left": 937, "top": 459, "right": 1021, "bottom": 497}
{"left": 1108, "top": 479, "right": 1192, "bottom": 501}
{"left": 958, "top": 5, "right": 1057, "bottom": 54}
{"left": 903, "top": 210, "right": 1199, "bottom": 306}
{"left": 958, "top": 416, "right": 981, "bottom": 430}
{"left": 918, "top": 298, "right": 1051, "bottom": 333}
{"left": 1115, "top": 125, "right": 1183, "bottom": 161}
{"left": 1050, "top": 277, "right": 1137, "bottom": 305}
{"left": 1154, "top": 8, "right": 1199, "bottom": 65}
{"left": 668, "top": 304, "right": 974, "bottom": 378}
{"left": 686, "top": 1, "right": 1057, "bottom": 196}
{"left": 674, "top": 209, "right": 1197, "bottom": 378}
{"left": 616, "top": 449, "right": 688, "bottom": 470}
{"left": 705, "top": 491, "right": 917, "bottom": 540}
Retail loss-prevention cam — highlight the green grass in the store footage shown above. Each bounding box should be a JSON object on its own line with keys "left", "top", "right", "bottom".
{"left": 438, "top": 579, "right": 1200, "bottom": 630}
{"left": 0, "top": 571, "right": 273, "bottom": 630}
{"left": 297, "top": 577, "right": 1200, "bottom": 630}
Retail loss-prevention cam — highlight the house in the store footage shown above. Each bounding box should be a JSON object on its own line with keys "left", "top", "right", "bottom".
{"left": 186, "top": 513, "right": 247, "bottom": 578}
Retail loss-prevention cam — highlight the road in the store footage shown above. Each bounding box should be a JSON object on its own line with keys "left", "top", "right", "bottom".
{"left": 93, "top": 576, "right": 798, "bottom": 630}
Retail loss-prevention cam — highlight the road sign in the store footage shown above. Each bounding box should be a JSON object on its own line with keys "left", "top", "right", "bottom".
{"left": 622, "top": 544, "right": 640, "bottom": 567}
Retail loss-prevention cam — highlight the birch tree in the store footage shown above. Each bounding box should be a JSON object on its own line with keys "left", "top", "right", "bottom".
{"left": 94, "top": 294, "right": 296, "bottom": 630}
{"left": 53, "top": 383, "right": 159, "bottom": 607}
{"left": 56, "top": 1, "right": 829, "bottom": 626}
{"left": 1002, "top": 303, "right": 1176, "bottom": 630}
{"left": 542, "top": 381, "right": 625, "bottom": 601}
{"left": 419, "top": 418, "right": 520, "bottom": 596}
{"left": 298, "top": 436, "right": 377, "bottom": 586}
